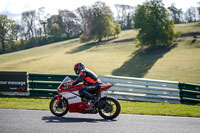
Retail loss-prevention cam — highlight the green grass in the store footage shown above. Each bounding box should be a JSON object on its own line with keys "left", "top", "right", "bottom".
{"left": 0, "top": 23, "right": 200, "bottom": 84}
{"left": 0, "top": 97, "right": 51, "bottom": 110}
{"left": 175, "top": 22, "right": 200, "bottom": 34}
{"left": 144, "top": 38, "right": 200, "bottom": 83}
{"left": 120, "top": 100, "right": 200, "bottom": 117}
{"left": 0, "top": 97, "right": 199, "bottom": 117}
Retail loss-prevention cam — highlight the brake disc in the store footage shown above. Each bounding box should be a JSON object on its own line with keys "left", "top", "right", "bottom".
{"left": 104, "top": 104, "right": 113, "bottom": 113}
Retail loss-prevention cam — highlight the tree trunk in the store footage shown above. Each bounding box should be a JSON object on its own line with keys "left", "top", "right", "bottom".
{"left": 43, "top": 23, "right": 46, "bottom": 37}
{"left": 98, "top": 37, "right": 102, "bottom": 42}
{"left": 1, "top": 39, "right": 5, "bottom": 53}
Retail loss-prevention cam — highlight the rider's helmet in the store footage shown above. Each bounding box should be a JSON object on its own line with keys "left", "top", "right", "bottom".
{"left": 74, "top": 63, "right": 85, "bottom": 75}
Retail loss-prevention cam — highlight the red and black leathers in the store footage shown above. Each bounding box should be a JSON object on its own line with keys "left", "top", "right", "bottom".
{"left": 72, "top": 68, "right": 102, "bottom": 100}
{"left": 72, "top": 68, "right": 101, "bottom": 85}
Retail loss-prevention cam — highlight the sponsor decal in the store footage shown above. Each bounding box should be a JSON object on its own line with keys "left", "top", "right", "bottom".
{"left": 0, "top": 71, "right": 27, "bottom": 92}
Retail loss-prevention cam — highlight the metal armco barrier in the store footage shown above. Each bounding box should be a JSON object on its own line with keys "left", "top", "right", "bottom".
{"left": 99, "top": 75, "right": 180, "bottom": 104}
{"left": 179, "top": 82, "right": 200, "bottom": 105}
{"left": 28, "top": 73, "right": 77, "bottom": 97}
{"left": 1, "top": 72, "right": 199, "bottom": 105}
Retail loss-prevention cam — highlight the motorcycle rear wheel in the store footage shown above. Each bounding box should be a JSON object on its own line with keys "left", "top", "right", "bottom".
{"left": 49, "top": 97, "right": 69, "bottom": 117}
{"left": 98, "top": 97, "right": 121, "bottom": 119}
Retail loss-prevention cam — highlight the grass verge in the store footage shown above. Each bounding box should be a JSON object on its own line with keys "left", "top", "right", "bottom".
{"left": 0, "top": 97, "right": 199, "bottom": 117}
{"left": 120, "top": 100, "right": 200, "bottom": 117}
{"left": 0, "top": 97, "right": 51, "bottom": 110}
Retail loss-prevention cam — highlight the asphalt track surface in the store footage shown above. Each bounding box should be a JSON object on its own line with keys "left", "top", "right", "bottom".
{"left": 0, "top": 109, "right": 199, "bottom": 133}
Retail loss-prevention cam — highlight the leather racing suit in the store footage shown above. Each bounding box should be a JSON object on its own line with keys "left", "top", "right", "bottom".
{"left": 72, "top": 68, "right": 102, "bottom": 100}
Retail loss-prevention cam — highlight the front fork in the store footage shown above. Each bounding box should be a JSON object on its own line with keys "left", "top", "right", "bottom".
{"left": 55, "top": 95, "right": 62, "bottom": 105}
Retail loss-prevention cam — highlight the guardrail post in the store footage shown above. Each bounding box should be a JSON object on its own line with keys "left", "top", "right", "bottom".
{"left": 179, "top": 82, "right": 200, "bottom": 105}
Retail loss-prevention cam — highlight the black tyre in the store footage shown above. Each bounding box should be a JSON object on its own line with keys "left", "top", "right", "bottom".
{"left": 98, "top": 97, "right": 121, "bottom": 119}
{"left": 49, "top": 97, "right": 69, "bottom": 117}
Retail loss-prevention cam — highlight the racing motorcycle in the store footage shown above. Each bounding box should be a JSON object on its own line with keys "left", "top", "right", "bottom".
{"left": 49, "top": 76, "right": 121, "bottom": 119}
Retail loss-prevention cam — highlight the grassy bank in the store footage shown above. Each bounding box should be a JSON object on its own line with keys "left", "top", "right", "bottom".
{"left": 0, "top": 31, "right": 200, "bottom": 83}
{"left": 175, "top": 22, "right": 200, "bottom": 34}
{"left": 0, "top": 97, "right": 199, "bottom": 117}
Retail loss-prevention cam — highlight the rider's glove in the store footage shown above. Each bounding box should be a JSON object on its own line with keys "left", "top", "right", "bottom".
{"left": 62, "top": 81, "right": 73, "bottom": 89}
{"left": 68, "top": 84, "right": 73, "bottom": 89}
{"left": 63, "top": 82, "right": 68, "bottom": 87}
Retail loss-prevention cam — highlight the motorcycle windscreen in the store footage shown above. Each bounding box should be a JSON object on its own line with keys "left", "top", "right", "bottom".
{"left": 57, "top": 76, "right": 72, "bottom": 90}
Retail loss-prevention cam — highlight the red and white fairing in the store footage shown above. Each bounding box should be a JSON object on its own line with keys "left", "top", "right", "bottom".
{"left": 56, "top": 76, "right": 113, "bottom": 113}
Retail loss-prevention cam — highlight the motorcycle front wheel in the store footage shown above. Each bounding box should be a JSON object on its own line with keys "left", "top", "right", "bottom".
{"left": 49, "top": 96, "right": 69, "bottom": 117}
{"left": 98, "top": 97, "right": 121, "bottom": 119}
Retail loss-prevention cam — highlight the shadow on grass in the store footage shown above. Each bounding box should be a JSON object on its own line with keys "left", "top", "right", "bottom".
{"left": 66, "top": 38, "right": 115, "bottom": 54}
{"left": 194, "top": 22, "right": 200, "bottom": 27}
{"left": 112, "top": 45, "right": 177, "bottom": 77}
{"left": 112, "top": 38, "right": 135, "bottom": 43}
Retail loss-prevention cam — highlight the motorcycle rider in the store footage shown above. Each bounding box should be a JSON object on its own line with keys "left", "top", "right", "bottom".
{"left": 70, "top": 63, "right": 102, "bottom": 106}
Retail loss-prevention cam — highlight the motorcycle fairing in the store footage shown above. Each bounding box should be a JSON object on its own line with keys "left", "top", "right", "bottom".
{"left": 60, "top": 90, "right": 91, "bottom": 113}
{"left": 56, "top": 76, "right": 114, "bottom": 113}
{"left": 61, "top": 91, "right": 81, "bottom": 104}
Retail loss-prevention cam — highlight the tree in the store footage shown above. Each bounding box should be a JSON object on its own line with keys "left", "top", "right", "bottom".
{"left": 79, "top": 1, "right": 121, "bottom": 42}
{"left": 21, "top": 10, "right": 36, "bottom": 40}
{"left": 168, "top": 4, "right": 183, "bottom": 24}
{"left": 133, "top": 0, "right": 174, "bottom": 50}
{"left": 91, "top": 2, "right": 114, "bottom": 42}
{"left": 115, "top": 4, "right": 135, "bottom": 30}
{"left": 11, "top": 23, "right": 20, "bottom": 41}
{"left": 59, "top": 9, "right": 81, "bottom": 37}
{"left": 47, "top": 15, "right": 64, "bottom": 39}
{"left": 114, "top": 23, "right": 121, "bottom": 37}
{"left": 185, "top": 7, "right": 198, "bottom": 22}
{"left": 0, "top": 15, "right": 15, "bottom": 52}
{"left": 76, "top": 6, "right": 90, "bottom": 33}
{"left": 198, "top": 2, "right": 200, "bottom": 20}
{"left": 37, "top": 7, "right": 49, "bottom": 37}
